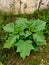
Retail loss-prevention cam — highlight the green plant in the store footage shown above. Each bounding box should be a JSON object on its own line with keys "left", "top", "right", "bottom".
{"left": 3, "top": 18, "right": 46, "bottom": 59}
{"left": 0, "top": 17, "right": 3, "bottom": 30}
{"left": 32, "top": 9, "right": 49, "bottom": 35}
{"left": 0, "top": 61, "right": 3, "bottom": 65}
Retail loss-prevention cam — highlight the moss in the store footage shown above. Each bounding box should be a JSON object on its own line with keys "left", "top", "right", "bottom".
{"left": 28, "top": 59, "right": 40, "bottom": 65}
{"left": 0, "top": 9, "right": 49, "bottom": 21}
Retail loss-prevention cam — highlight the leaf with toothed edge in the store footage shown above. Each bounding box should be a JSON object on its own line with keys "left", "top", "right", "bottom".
{"left": 15, "top": 40, "right": 34, "bottom": 59}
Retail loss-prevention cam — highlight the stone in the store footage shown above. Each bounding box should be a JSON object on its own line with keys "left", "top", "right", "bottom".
{"left": 0, "top": 0, "right": 49, "bottom": 14}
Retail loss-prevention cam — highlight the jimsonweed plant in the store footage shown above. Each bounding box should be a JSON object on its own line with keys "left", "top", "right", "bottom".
{"left": 3, "top": 18, "right": 46, "bottom": 59}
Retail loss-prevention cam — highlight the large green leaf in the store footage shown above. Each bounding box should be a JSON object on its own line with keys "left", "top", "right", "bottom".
{"left": 30, "top": 19, "right": 46, "bottom": 32}
{"left": 4, "top": 34, "right": 17, "bottom": 48}
{"left": 15, "top": 18, "right": 28, "bottom": 32}
{"left": 15, "top": 40, "right": 34, "bottom": 59}
{"left": 3, "top": 23, "right": 14, "bottom": 33}
{"left": 33, "top": 32, "right": 46, "bottom": 46}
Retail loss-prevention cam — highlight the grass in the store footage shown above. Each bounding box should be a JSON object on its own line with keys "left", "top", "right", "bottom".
{"left": 0, "top": 9, "right": 49, "bottom": 65}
